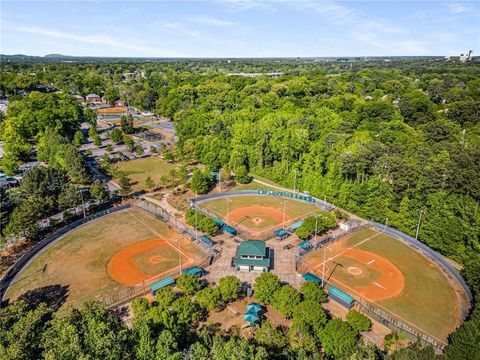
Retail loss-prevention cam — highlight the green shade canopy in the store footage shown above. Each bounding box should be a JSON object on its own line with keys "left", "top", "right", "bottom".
{"left": 247, "top": 302, "right": 262, "bottom": 313}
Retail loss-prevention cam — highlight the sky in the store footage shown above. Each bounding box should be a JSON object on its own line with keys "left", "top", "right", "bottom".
{"left": 1, "top": 0, "right": 479, "bottom": 57}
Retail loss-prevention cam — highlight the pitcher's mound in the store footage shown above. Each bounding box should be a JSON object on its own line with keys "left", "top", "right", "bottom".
{"left": 348, "top": 266, "right": 363, "bottom": 276}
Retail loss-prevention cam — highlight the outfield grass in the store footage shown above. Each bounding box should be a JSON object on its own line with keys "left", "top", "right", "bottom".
{"left": 305, "top": 227, "right": 460, "bottom": 341}
{"left": 359, "top": 235, "right": 459, "bottom": 341}
{"left": 5, "top": 208, "right": 200, "bottom": 308}
{"left": 200, "top": 195, "right": 318, "bottom": 219}
{"left": 114, "top": 157, "right": 176, "bottom": 191}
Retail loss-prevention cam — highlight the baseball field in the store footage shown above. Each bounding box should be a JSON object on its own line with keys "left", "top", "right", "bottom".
{"left": 303, "top": 227, "right": 464, "bottom": 341}
{"left": 114, "top": 157, "right": 176, "bottom": 192}
{"left": 198, "top": 195, "right": 318, "bottom": 239}
{"left": 5, "top": 208, "right": 204, "bottom": 308}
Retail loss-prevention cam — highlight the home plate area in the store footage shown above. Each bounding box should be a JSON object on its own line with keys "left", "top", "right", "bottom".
{"left": 315, "top": 248, "right": 405, "bottom": 302}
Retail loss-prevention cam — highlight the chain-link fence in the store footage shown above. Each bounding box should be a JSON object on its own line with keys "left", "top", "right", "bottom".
{"left": 1, "top": 205, "right": 131, "bottom": 302}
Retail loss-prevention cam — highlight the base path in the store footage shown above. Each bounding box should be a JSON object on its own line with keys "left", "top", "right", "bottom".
{"left": 108, "top": 239, "right": 192, "bottom": 285}
{"left": 228, "top": 206, "right": 290, "bottom": 238}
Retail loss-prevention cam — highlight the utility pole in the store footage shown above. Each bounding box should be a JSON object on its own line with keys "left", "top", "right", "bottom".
{"left": 415, "top": 210, "right": 423, "bottom": 241}
{"left": 77, "top": 189, "right": 87, "bottom": 218}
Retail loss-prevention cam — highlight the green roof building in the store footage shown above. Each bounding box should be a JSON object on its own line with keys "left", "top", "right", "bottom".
{"left": 234, "top": 240, "right": 271, "bottom": 272}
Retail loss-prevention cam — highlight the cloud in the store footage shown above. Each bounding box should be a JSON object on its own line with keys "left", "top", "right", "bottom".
{"left": 190, "top": 16, "right": 236, "bottom": 27}
{"left": 442, "top": 2, "right": 472, "bottom": 15}
{"left": 11, "top": 25, "right": 183, "bottom": 57}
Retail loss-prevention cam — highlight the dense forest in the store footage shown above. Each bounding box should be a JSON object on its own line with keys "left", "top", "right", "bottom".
{"left": 1, "top": 59, "right": 479, "bottom": 358}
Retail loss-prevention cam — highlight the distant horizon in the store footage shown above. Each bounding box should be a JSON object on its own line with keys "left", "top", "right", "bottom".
{"left": 1, "top": 1, "right": 478, "bottom": 58}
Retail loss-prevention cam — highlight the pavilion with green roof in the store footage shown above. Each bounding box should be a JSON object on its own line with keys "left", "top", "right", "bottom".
{"left": 234, "top": 240, "right": 271, "bottom": 272}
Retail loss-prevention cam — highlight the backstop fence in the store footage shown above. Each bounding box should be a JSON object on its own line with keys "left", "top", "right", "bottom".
{"left": 294, "top": 221, "right": 472, "bottom": 352}
{"left": 100, "top": 199, "right": 222, "bottom": 308}
{"left": 1, "top": 204, "right": 131, "bottom": 302}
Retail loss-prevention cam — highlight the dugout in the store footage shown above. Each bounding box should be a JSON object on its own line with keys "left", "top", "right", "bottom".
{"left": 223, "top": 225, "right": 237, "bottom": 236}
{"left": 200, "top": 236, "right": 214, "bottom": 246}
{"left": 328, "top": 285, "right": 355, "bottom": 309}
{"left": 273, "top": 228, "right": 289, "bottom": 240}
{"left": 298, "top": 240, "right": 313, "bottom": 250}
{"left": 289, "top": 220, "right": 303, "bottom": 231}
{"left": 150, "top": 276, "right": 175, "bottom": 295}
{"left": 182, "top": 266, "right": 204, "bottom": 277}
{"left": 212, "top": 216, "right": 225, "bottom": 226}
{"left": 302, "top": 272, "right": 322, "bottom": 284}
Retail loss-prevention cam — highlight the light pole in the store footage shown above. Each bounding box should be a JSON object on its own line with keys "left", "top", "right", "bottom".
{"left": 77, "top": 189, "right": 88, "bottom": 218}
{"left": 226, "top": 197, "right": 232, "bottom": 226}
{"left": 322, "top": 244, "right": 327, "bottom": 288}
{"left": 178, "top": 237, "right": 182, "bottom": 275}
{"left": 314, "top": 215, "right": 318, "bottom": 243}
{"left": 415, "top": 210, "right": 423, "bottom": 241}
{"left": 293, "top": 169, "right": 298, "bottom": 193}
{"left": 195, "top": 192, "right": 198, "bottom": 243}
{"left": 282, "top": 201, "right": 287, "bottom": 229}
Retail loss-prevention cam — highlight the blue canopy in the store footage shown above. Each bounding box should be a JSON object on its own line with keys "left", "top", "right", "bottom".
{"left": 150, "top": 276, "right": 175, "bottom": 294}
{"left": 212, "top": 216, "right": 225, "bottom": 226}
{"left": 298, "top": 240, "right": 312, "bottom": 250}
{"left": 182, "top": 266, "right": 203, "bottom": 276}
{"left": 200, "top": 235, "right": 213, "bottom": 246}
{"left": 273, "top": 229, "right": 289, "bottom": 237}
{"left": 289, "top": 220, "right": 303, "bottom": 230}
{"left": 223, "top": 225, "right": 237, "bottom": 235}
{"left": 247, "top": 302, "right": 262, "bottom": 312}
{"left": 243, "top": 309, "right": 260, "bottom": 323}
{"left": 303, "top": 273, "right": 322, "bottom": 283}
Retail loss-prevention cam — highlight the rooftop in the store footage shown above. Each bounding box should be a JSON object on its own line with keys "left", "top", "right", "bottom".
{"left": 237, "top": 240, "right": 266, "bottom": 257}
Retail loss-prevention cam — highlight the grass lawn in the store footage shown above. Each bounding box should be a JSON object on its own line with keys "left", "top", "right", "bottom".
{"left": 305, "top": 227, "right": 460, "bottom": 341}
{"left": 114, "top": 157, "right": 176, "bottom": 191}
{"left": 200, "top": 196, "right": 318, "bottom": 219}
{"left": 5, "top": 208, "right": 200, "bottom": 309}
{"left": 359, "top": 235, "right": 460, "bottom": 341}
{"left": 229, "top": 181, "right": 277, "bottom": 191}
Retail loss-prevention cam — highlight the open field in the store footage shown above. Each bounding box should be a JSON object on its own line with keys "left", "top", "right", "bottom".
{"left": 199, "top": 195, "right": 318, "bottom": 238}
{"left": 114, "top": 157, "right": 176, "bottom": 191}
{"left": 5, "top": 208, "right": 203, "bottom": 308}
{"left": 304, "top": 227, "right": 461, "bottom": 341}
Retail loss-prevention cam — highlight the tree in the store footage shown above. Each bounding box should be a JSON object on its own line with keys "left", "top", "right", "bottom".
{"left": 0, "top": 301, "right": 51, "bottom": 359}
{"left": 145, "top": 176, "right": 156, "bottom": 191}
{"left": 121, "top": 114, "right": 134, "bottom": 134}
{"left": 218, "top": 276, "right": 241, "bottom": 302}
{"left": 195, "top": 286, "right": 221, "bottom": 311}
{"left": 272, "top": 285, "right": 301, "bottom": 318}
{"left": 292, "top": 301, "right": 328, "bottom": 337}
{"left": 124, "top": 136, "right": 135, "bottom": 152}
{"left": 253, "top": 272, "right": 282, "bottom": 304}
{"left": 118, "top": 173, "right": 132, "bottom": 196}
{"left": 301, "top": 281, "right": 327, "bottom": 303}
{"left": 198, "top": 216, "right": 219, "bottom": 235}
{"left": 253, "top": 321, "right": 288, "bottom": 354}
{"left": 58, "top": 184, "right": 82, "bottom": 212}
{"left": 88, "top": 125, "right": 97, "bottom": 139}
{"left": 90, "top": 180, "right": 109, "bottom": 203}
{"left": 110, "top": 128, "right": 123, "bottom": 143}
{"left": 5, "top": 195, "right": 55, "bottom": 237}
{"left": 190, "top": 169, "right": 213, "bottom": 194}
{"left": 73, "top": 130, "right": 84, "bottom": 147}
{"left": 320, "top": 319, "right": 357, "bottom": 358}
{"left": 235, "top": 165, "right": 250, "bottom": 184}
{"left": 93, "top": 134, "right": 102, "bottom": 147}
{"left": 42, "top": 301, "right": 132, "bottom": 360}
{"left": 346, "top": 310, "right": 372, "bottom": 334}
{"left": 84, "top": 108, "right": 97, "bottom": 127}
{"left": 288, "top": 320, "right": 318, "bottom": 353}
{"left": 176, "top": 274, "right": 201, "bottom": 295}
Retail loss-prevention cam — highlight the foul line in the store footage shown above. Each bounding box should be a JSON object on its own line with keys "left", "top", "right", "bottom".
{"left": 125, "top": 209, "right": 193, "bottom": 261}
{"left": 313, "top": 231, "right": 382, "bottom": 270}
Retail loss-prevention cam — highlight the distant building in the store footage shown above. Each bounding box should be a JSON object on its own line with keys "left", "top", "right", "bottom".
{"left": 459, "top": 50, "right": 473, "bottom": 63}
{"left": 97, "top": 107, "right": 128, "bottom": 120}
{"left": 86, "top": 93, "right": 101, "bottom": 103}
{"left": 234, "top": 240, "right": 271, "bottom": 272}
{"left": 74, "top": 95, "right": 85, "bottom": 103}
{"left": 114, "top": 99, "right": 127, "bottom": 107}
